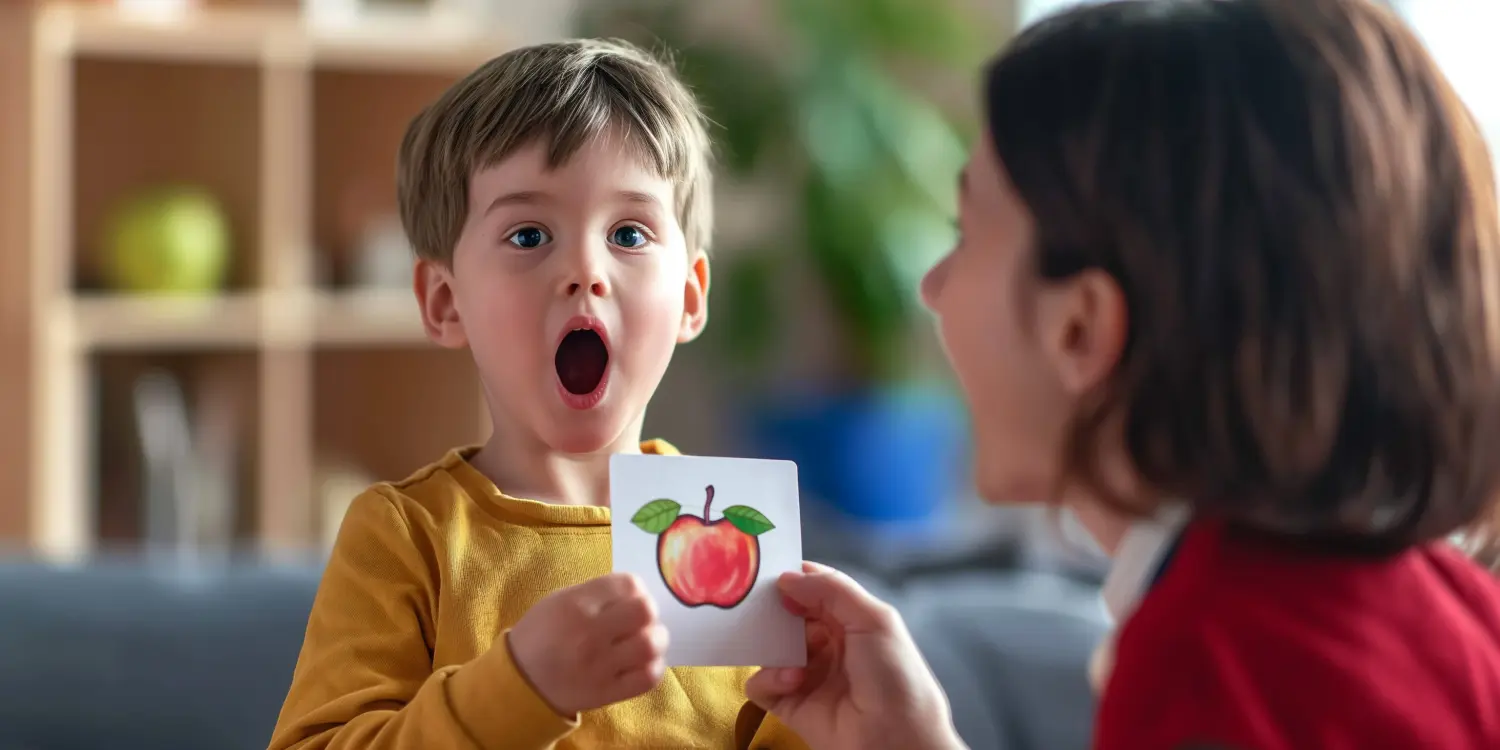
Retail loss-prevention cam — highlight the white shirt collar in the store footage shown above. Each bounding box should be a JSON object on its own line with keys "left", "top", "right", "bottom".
{"left": 1099, "top": 505, "right": 1190, "bottom": 622}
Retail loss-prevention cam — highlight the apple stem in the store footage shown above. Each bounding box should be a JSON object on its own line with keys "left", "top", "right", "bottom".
{"left": 704, "top": 485, "right": 715, "bottom": 519}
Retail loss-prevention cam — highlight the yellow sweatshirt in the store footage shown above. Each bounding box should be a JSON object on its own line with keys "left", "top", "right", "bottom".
{"left": 268, "top": 440, "right": 808, "bottom": 750}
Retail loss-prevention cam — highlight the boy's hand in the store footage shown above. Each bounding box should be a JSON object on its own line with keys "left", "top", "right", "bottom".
{"left": 507, "top": 572, "right": 669, "bottom": 717}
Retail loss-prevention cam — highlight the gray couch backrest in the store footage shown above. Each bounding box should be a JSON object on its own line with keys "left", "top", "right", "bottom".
{"left": 0, "top": 559, "right": 321, "bottom": 750}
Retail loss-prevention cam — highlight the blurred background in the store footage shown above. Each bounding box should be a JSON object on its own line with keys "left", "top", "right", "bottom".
{"left": 0, "top": 1, "right": 1494, "bottom": 749}
{"left": 0, "top": 0, "right": 1014, "bottom": 566}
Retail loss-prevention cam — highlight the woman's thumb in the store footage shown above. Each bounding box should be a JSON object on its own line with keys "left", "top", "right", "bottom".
{"left": 781, "top": 565, "right": 897, "bottom": 632}
{"left": 744, "top": 667, "right": 804, "bottom": 710}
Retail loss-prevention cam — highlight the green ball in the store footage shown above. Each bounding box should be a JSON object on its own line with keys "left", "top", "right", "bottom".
{"left": 100, "top": 186, "right": 232, "bottom": 294}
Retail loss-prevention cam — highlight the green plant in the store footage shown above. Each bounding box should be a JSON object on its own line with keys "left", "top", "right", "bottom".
{"left": 580, "top": 0, "right": 985, "bottom": 384}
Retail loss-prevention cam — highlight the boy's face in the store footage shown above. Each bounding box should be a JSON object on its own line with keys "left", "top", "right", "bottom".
{"left": 417, "top": 134, "right": 709, "bottom": 455}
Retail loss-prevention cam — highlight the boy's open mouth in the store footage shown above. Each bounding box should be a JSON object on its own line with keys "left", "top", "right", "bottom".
{"left": 555, "top": 325, "right": 609, "bottom": 397}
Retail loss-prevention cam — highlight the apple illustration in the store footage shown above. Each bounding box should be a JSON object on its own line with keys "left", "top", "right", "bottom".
{"left": 630, "top": 485, "right": 775, "bottom": 609}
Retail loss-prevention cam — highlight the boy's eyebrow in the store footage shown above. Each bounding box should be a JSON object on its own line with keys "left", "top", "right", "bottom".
{"left": 483, "top": 190, "right": 665, "bottom": 215}
{"left": 485, "top": 191, "right": 548, "bottom": 215}
{"left": 619, "top": 190, "right": 665, "bottom": 209}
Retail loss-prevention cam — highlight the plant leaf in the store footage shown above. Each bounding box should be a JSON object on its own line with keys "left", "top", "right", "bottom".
{"left": 630, "top": 499, "right": 682, "bottom": 534}
{"left": 722, "top": 505, "right": 776, "bottom": 536}
{"left": 714, "top": 252, "right": 783, "bottom": 369}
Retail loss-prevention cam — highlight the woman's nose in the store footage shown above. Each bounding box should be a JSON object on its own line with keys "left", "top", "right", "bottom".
{"left": 920, "top": 253, "right": 951, "bottom": 311}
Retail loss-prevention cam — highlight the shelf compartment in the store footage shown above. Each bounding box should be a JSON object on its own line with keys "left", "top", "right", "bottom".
{"left": 72, "top": 57, "right": 263, "bottom": 292}
{"left": 311, "top": 346, "right": 484, "bottom": 540}
{"left": 91, "top": 349, "right": 261, "bottom": 551}
{"left": 312, "top": 67, "right": 458, "bottom": 289}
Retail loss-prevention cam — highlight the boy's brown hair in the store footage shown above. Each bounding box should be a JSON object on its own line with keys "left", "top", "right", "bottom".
{"left": 986, "top": 0, "right": 1500, "bottom": 559}
{"left": 396, "top": 38, "right": 714, "bottom": 262}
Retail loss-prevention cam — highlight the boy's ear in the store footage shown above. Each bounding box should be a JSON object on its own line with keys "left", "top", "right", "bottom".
{"left": 678, "top": 251, "right": 711, "bottom": 343}
{"left": 415, "top": 258, "right": 469, "bottom": 349}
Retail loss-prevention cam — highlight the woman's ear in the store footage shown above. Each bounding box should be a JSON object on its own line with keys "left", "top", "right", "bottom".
{"left": 415, "top": 258, "right": 469, "bottom": 349}
{"left": 678, "top": 251, "right": 711, "bottom": 343}
{"left": 1041, "top": 268, "right": 1128, "bottom": 395}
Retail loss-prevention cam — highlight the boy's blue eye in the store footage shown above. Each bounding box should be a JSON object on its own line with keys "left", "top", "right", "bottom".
{"left": 611, "top": 225, "right": 648, "bottom": 249}
{"left": 507, "top": 227, "right": 550, "bottom": 249}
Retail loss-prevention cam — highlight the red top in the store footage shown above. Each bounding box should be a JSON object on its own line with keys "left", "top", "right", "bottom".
{"left": 1095, "top": 519, "right": 1500, "bottom": 750}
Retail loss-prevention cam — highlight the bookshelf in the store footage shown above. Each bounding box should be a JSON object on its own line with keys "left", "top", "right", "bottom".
{"left": 28, "top": 2, "right": 505, "bottom": 561}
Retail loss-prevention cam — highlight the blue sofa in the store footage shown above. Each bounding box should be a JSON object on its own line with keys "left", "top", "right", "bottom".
{"left": 0, "top": 551, "right": 1107, "bottom": 750}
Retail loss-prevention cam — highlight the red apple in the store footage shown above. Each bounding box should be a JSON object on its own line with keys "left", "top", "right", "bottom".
{"left": 631, "top": 485, "right": 776, "bottom": 609}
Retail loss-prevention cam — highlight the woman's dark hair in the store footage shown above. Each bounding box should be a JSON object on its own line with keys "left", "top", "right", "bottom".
{"left": 985, "top": 0, "right": 1500, "bottom": 558}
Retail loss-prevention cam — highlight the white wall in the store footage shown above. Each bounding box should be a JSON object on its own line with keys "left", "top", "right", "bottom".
{"left": 1394, "top": 1, "right": 1500, "bottom": 152}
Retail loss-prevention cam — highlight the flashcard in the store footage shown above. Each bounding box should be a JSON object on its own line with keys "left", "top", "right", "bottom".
{"left": 610, "top": 453, "right": 806, "bottom": 668}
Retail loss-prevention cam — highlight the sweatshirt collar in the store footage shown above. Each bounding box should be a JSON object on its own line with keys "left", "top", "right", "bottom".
{"left": 444, "top": 439, "right": 682, "bottom": 526}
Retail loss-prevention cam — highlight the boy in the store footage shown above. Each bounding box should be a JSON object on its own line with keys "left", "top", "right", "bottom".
{"left": 268, "top": 39, "right": 805, "bottom": 750}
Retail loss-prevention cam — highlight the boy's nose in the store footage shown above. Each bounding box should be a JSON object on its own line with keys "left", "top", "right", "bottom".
{"left": 557, "top": 241, "right": 611, "bottom": 298}
{"left": 565, "top": 279, "right": 609, "bottom": 297}
{"left": 559, "top": 258, "right": 610, "bottom": 298}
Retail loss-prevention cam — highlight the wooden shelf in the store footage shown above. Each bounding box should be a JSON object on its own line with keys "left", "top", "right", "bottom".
{"left": 42, "top": 4, "right": 277, "bottom": 64}
{"left": 312, "top": 289, "right": 426, "bottom": 346}
{"left": 40, "top": 3, "right": 514, "bottom": 73}
{"left": 27, "top": 3, "right": 492, "bottom": 561}
{"left": 69, "top": 293, "right": 264, "bottom": 349}
{"left": 63, "top": 290, "right": 424, "bottom": 350}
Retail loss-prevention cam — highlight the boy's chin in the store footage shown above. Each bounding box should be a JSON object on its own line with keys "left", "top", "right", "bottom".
{"left": 538, "top": 413, "right": 633, "bottom": 455}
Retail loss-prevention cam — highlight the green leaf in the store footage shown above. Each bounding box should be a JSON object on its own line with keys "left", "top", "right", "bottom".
{"left": 721, "top": 505, "right": 776, "bottom": 536}
{"left": 630, "top": 499, "right": 682, "bottom": 534}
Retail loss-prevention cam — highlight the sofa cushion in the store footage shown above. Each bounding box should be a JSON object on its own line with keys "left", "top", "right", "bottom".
{"left": 0, "top": 557, "right": 1104, "bottom": 750}
{"left": 0, "top": 558, "right": 321, "bottom": 750}
{"left": 902, "top": 571, "right": 1108, "bottom": 750}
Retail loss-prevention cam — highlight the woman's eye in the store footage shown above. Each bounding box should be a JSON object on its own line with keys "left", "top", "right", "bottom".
{"left": 507, "top": 227, "right": 551, "bottom": 249}
{"left": 610, "top": 225, "right": 648, "bottom": 249}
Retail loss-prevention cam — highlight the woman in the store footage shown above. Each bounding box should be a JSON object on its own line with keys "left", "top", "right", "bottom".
{"left": 744, "top": 1, "right": 1500, "bottom": 748}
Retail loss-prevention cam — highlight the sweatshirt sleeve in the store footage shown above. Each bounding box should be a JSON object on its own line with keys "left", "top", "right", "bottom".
{"left": 733, "top": 703, "right": 814, "bottom": 750}
{"left": 268, "top": 489, "right": 578, "bottom": 750}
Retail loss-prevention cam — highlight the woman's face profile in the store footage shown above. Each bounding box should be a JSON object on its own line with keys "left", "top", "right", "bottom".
{"left": 921, "top": 133, "right": 1077, "bottom": 504}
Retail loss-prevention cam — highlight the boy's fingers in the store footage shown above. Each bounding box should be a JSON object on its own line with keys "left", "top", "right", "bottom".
{"left": 599, "top": 589, "right": 657, "bottom": 639}
{"left": 605, "top": 624, "right": 668, "bottom": 674}
{"left": 593, "top": 572, "right": 647, "bottom": 600}
{"left": 566, "top": 572, "right": 642, "bottom": 616}
{"left": 608, "top": 658, "right": 666, "bottom": 702}
{"left": 578, "top": 573, "right": 653, "bottom": 622}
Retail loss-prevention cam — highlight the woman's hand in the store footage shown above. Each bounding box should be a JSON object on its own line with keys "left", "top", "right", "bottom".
{"left": 744, "top": 562, "right": 966, "bottom": 750}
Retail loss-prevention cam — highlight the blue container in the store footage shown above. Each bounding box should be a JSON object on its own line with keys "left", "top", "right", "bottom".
{"left": 742, "top": 384, "right": 968, "bottom": 523}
